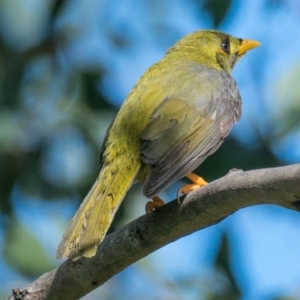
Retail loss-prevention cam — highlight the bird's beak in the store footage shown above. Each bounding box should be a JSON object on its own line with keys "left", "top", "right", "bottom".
{"left": 238, "top": 39, "right": 260, "bottom": 55}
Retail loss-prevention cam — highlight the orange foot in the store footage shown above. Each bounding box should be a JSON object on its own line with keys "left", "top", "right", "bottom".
{"left": 177, "top": 173, "right": 208, "bottom": 202}
{"left": 145, "top": 195, "right": 165, "bottom": 215}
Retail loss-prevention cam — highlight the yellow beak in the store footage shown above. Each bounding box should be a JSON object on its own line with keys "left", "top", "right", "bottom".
{"left": 238, "top": 39, "right": 260, "bottom": 55}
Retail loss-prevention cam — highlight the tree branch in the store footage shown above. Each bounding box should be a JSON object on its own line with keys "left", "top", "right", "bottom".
{"left": 7, "top": 164, "right": 300, "bottom": 300}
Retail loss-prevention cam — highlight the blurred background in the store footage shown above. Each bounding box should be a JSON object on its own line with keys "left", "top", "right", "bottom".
{"left": 1, "top": 0, "right": 300, "bottom": 299}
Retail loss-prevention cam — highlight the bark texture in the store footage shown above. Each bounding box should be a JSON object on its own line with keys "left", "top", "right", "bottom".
{"left": 7, "top": 164, "right": 300, "bottom": 300}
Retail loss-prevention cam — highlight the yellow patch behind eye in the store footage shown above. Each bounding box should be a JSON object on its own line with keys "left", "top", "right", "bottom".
{"left": 217, "top": 47, "right": 227, "bottom": 54}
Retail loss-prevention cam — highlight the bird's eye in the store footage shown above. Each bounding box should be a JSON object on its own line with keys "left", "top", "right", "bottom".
{"left": 221, "top": 40, "right": 230, "bottom": 53}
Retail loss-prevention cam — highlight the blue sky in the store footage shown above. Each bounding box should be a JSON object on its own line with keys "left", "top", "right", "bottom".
{"left": 1, "top": 0, "right": 300, "bottom": 299}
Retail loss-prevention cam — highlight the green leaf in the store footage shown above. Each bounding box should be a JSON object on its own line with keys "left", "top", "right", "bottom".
{"left": 3, "top": 220, "right": 55, "bottom": 277}
{"left": 202, "top": 0, "right": 232, "bottom": 27}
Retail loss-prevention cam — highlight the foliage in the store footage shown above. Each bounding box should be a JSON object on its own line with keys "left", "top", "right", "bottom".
{"left": 1, "top": 0, "right": 300, "bottom": 299}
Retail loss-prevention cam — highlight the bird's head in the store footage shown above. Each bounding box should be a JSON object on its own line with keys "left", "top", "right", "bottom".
{"left": 166, "top": 30, "right": 260, "bottom": 72}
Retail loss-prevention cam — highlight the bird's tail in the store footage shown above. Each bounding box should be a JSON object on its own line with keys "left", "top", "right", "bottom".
{"left": 56, "top": 159, "right": 140, "bottom": 260}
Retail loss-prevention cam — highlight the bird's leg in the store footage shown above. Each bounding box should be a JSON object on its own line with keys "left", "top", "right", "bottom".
{"left": 177, "top": 173, "right": 208, "bottom": 203}
{"left": 145, "top": 195, "right": 165, "bottom": 215}
{"left": 184, "top": 172, "right": 208, "bottom": 190}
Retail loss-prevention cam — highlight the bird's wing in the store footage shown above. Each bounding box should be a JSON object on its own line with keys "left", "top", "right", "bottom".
{"left": 140, "top": 71, "right": 241, "bottom": 198}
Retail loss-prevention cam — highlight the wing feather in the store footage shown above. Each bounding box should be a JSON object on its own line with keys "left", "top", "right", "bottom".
{"left": 140, "top": 70, "right": 241, "bottom": 197}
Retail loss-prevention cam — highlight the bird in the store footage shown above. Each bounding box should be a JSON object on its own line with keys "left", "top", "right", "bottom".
{"left": 57, "top": 30, "right": 260, "bottom": 260}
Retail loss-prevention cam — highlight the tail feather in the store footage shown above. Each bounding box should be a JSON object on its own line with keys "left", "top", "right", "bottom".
{"left": 57, "top": 160, "right": 140, "bottom": 260}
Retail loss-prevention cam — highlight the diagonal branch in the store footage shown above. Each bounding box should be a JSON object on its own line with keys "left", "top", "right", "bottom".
{"left": 7, "top": 164, "right": 300, "bottom": 300}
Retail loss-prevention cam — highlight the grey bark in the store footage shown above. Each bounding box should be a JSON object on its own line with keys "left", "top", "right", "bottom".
{"left": 7, "top": 164, "right": 300, "bottom": 300}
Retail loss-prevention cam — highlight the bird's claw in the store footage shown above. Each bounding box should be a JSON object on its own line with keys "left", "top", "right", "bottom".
{"left": 145, "top": 196, "right": 165, "bottom": 217}
{"left": 177, "top": 173, "right": 208, "bottom": 204}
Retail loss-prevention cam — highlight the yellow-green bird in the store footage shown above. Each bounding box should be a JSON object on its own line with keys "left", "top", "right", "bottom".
{"left": 57, "top": 30, "right": 259, "bottom": 260}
